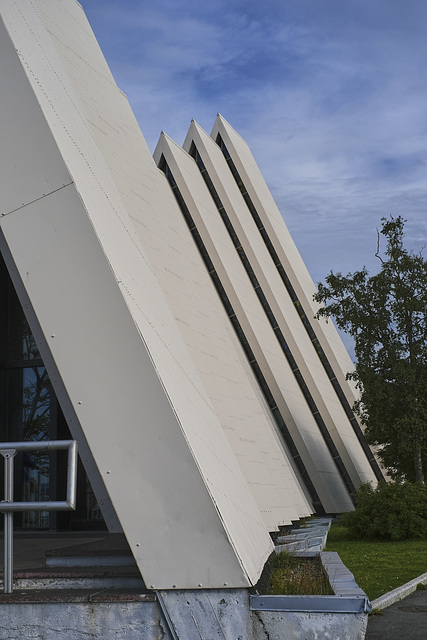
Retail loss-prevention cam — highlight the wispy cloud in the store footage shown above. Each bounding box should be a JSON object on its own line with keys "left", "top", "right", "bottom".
{"left": 81, "top": 0, "right": 427, "bottom": 294}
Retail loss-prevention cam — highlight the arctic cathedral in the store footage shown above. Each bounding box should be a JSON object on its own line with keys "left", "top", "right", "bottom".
{"left": 0, "top": 0, "right": 382, "bottom": 591}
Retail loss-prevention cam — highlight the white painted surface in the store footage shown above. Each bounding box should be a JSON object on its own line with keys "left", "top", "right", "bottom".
{"left": 0, "top": 0, "right": 380, "bottom": 591}
{"left": 209, "top": 115, "right": 378, "bottom": 485}
{"left": 154, "top": 133, "right": 312, "bottom": 527}
{"left": 181, "top": 121, "right": 354, "bottom": 512}
{"left": 0, "top": 0, "right": 274, "bottom": 588}
{"left": 211, "top": 114, "right": 364, "bottom": 423}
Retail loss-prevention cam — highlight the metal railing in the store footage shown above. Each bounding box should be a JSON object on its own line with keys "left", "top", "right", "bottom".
{"left": 0, "top": 440, "right": 77, "bottom": 593}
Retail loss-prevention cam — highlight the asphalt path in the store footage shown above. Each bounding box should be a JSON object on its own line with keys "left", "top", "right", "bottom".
{"left": 366, "top": 588, "right": 427, "bottom": 639}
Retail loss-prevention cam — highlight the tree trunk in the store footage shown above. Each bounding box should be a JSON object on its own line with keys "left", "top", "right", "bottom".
{"left": 414, "top": 445, "right": 425, "bottom": 484}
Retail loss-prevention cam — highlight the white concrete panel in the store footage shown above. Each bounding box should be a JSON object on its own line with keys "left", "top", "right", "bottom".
{"left": 209, "top": 115, "right": 378, "bottom": 486}
{"left": 0, "top": 13, "right": 120, "bottom": 528}
{"left": 153, "top": 136, "right": 312, "bottom": 527}
{"left": 160, "top": 129, "right": 354, "bottom": 514}
{"left": 0, "top": 0, "right": 275, "bottom": 587}
{"left": 0, "top": 18, "right": 73, "bottom": 215}
{"left": 0, "top": 186, "right": 254, "bottom": 589}
{"left": 210, "top": 115, "right": 359, "bottom": 391}
{"left": 181, "top": 122, "right": 359, "bottom": 505}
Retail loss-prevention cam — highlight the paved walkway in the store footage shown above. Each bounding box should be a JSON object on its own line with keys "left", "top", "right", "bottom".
{"left": 366, "top": 588, "right": 427, "bottom": 639}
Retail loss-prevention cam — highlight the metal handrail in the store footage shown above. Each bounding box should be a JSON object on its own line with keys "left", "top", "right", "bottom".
{"left": 0, "top": 440, "right": 78, "bottom": 593}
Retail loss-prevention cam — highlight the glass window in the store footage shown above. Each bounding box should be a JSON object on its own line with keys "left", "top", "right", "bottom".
{"left": 0, "top": 254, "right": 105, "bottom": 530}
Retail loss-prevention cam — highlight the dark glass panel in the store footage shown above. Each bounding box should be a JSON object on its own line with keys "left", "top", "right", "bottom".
{"left": 7, "top": 288, "right": 40, "bottom": 362}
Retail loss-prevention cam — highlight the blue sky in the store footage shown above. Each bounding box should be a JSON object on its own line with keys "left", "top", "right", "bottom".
{"left": 80, "top": 0, "right": 427, "bottom": 354}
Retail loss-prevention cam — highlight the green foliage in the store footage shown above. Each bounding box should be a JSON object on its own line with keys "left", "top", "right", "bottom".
{"left": 269, "top": 551, "right": 333, "bottom": 595}
{"left": 325, "top": 522, "right": 427, "bottom": 600}
{"left": 341, "top": 481, "right": 427, "bottom": 540}
{"left": 314, "top": 216, "right": 427, "bottom": 483}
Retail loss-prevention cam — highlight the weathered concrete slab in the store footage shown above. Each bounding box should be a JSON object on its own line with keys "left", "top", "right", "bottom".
{"left": 158, "top": 589, "right": 257, "bottom": 640}
{"left": 321, "top": 551, "right": 369, "bottom": 599}
{"left": 255, "top": 610, "right": 368, "bottom": 640}
{"left": 0, "top": 599, "right": 165, "bottom": 640}
{"left": 275, "top": 539, "right": 309, "bottom": 553}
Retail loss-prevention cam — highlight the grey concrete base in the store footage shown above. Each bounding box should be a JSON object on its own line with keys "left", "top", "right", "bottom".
{"left": 0, "top": 600, "right": 166, "bottom": 640}
{"left": 158, "top": 588, "right": 255, "bottom": 640}
{"left": 370, "top": 571, "right": 427, "bottom": 610}
{"left": 0, "top": 591, "right": 370, "bottom": 640}
{"left": 255, "top": 610, "right": 368, "bottom": 640}
{"left": 0, "top": 519, "right": 371, "bottom": 639}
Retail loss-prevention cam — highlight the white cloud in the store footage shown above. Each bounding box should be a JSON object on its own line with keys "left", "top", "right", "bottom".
{"left": 81, "top": 0, "right": 427, "bottom": 323}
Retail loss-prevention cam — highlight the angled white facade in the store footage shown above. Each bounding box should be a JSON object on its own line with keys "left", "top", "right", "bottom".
{"left": 0, "top": 0, "right": 382, "bottom": 590}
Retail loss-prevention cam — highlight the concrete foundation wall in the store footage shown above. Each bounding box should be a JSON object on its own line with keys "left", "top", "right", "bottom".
{"left": 0, "top": 601, "right": 167, "bottom": 640}
{"left": 255, "top": 610, "right": 368, "bottom": 640}
{"left": 0, "top": 594, "right": 369, "bottom": 640}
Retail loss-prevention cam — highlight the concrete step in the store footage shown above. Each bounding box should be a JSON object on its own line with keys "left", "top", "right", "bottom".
{"left": 45, "top": 533, "right": 136, "bottom": 568}
{"left": 10, "top": 565, "right": 145, "bottom": 591}
{"left": 1, "top": 533, "right": 144, "bottom": 592}
{"left": 0, "top": 587, "right": 155, "bottom": 603}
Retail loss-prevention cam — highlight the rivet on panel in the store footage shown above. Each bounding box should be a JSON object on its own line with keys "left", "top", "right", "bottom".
{"left": 136, "top": 543, "right": 140, "bottom": 547}
{"left": 172, "top": 585, "right": 177, "bottom": 589}
{"left": 78, "top": 401, "right": 82, "bottom": 405}
{"left": 198, "top": 583, "right": 203, "bottom": 587}
{"left": 106, "top": 470, "right": 111, "bottom": 474}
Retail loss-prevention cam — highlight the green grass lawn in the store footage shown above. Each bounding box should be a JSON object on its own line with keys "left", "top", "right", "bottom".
{"left": 325, "top": 523, "right": 427, "bottom": 601}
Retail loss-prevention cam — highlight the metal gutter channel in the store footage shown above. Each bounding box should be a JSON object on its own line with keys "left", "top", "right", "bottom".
{"left": 250, "top": 594, "right": 371, "bottom": 614}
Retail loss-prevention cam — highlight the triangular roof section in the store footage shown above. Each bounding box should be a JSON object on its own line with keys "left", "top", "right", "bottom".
{"left": 0, "top": 0, "right": 273, "bottom": 589}
{"left": 211, "top": 115, "right": 382, "bottom": 484}
{"left": 154, "top": 130, "right": 313, "bottom": 527}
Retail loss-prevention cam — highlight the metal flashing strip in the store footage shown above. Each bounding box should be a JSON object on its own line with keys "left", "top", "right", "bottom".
{"left": 250, "top": 594, "right": 372, "bottom": 614}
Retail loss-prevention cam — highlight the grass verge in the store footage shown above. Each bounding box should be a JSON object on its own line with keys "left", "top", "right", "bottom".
{"left": 325, "top": 523, "right": 427, "bottom": 601}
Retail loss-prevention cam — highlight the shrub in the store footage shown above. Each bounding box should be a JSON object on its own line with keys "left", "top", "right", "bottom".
{"left": 341, "top": 481, "right": 427, "bottom": 540}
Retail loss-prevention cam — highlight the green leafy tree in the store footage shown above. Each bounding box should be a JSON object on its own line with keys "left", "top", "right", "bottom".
{"left": 314, "top": 216, "right": 427, "bottom": 483}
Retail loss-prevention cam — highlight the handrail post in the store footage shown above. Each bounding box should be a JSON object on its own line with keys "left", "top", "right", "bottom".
{"left": 1, "top": 449, "right": 17, "bottom": 594}
{"left": 0, "top": 440, "right": 77, "bottom": 594}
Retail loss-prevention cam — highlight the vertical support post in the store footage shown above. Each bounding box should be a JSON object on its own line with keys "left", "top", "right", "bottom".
{"left": 1, "top": 449, "right": 17, "bottom": 594}
{"left": 67, "top": 440, "right": 78, "bottom": 510}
